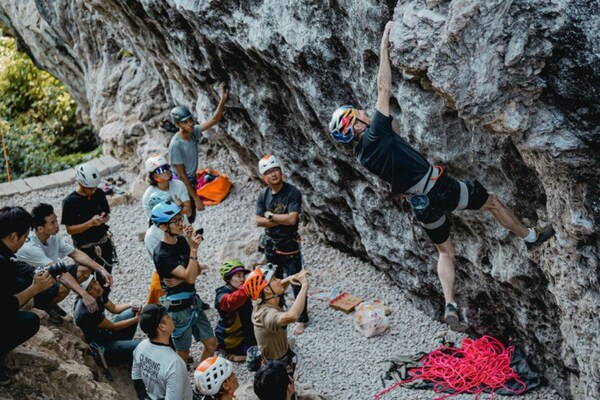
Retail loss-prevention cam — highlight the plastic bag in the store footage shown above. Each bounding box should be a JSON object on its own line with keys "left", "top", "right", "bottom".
{"left": 354, "top": 302, "right": 389, "bottom": 338}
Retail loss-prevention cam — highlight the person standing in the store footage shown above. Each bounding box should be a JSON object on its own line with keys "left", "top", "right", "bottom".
{"left": 255, "top": 155, "right": 308, "bottom": 334}
{"left": 61, "top": 163, "right": 115, "bottom": 298}
{"left": 169, "top": 83, "right": 228, "bottom": 223}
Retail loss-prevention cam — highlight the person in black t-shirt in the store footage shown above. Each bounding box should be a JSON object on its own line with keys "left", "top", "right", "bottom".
{"left": 61, "top": 164, "right": 114, "bottom": 297}
{"left": 151, "top": 201, "right": 216, "bottom": 364}
{"left": 327, "top": 21, "right": 555, "bottom": 332}
{"left": 73, "top": 275, "right": 141, "bottom": 365}
{"left": 255, "top": 155, "right": 308, "bottom": 335}
{"left": 0, "top": 207, "right": 54, "bottom": 386}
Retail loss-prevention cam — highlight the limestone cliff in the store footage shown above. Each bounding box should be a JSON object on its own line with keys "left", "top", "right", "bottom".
{"left": 0, "top": 1, "right": 597, "bottom": 398}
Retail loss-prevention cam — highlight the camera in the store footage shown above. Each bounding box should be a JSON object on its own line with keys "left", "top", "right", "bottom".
{"left": 195, "top": 228, "right": 204, "bottom": 237}
{"left": 37, "top": 260, "right": 72, "bottom": 279}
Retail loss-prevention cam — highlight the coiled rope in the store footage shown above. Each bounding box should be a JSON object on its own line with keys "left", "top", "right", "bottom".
{"left": 374, "top": 335, "right": 527, "bottom": 400}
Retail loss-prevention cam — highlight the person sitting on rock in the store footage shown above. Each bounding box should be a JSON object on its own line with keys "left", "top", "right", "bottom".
{"left": 73, "top": 275, "right": 141, "bottom": 365}
{"left": 15, "top": 203, "right": 111, "bottom": 323}
{"left": 151, "top": 201, "right": 217, "bottom": 364}
{"left": 132, "top": 304, "right": 193, "bottom": 400}
{"left": 193, "top": 356, "right": 239, "bottom": 400}
{"left": 255, "top": 155, "right": 308, "bottom": 335}
{"left": 168, "top": 83, "right": 228, "bottom": 223}
{"left": 61, "top": 163, "right": 116, "bottom": 299}
{"left": 0, "top": 206, "right": 54, "bottom": 386}
{"left": 244, "top": 264, "right": 309, "bottom": 375}
{"left": 327, "top": 21, "right": 555, "bottom": 332}
{"left": 214, "top": 260, "right": 256, "bottom": 362}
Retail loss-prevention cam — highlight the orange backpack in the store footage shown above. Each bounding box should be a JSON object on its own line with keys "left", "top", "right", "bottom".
{"left": 195, "top": 169, "right": 232, "bottom": 206}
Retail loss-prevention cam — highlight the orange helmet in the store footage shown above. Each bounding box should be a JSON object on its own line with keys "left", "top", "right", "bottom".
{"left": 244, "top": 264, "right": 276, "bottom": 303}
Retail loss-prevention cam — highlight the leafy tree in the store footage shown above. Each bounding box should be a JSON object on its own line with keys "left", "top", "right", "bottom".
{"left": 0, "top": 34, "right": 99, "bottom": 182}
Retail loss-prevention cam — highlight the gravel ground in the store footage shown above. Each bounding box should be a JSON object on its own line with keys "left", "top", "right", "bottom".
{"left": 3, "top": 146, "right": 563, "bottom": 400}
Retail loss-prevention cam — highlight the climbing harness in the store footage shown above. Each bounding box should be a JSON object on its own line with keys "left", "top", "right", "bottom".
{"left": 375, "top": 335, "right": 529, "bottom": 400}
{"left": 80, "top": 232, "right": 120, "bottom": 270}
{"left": 161, "top": 291, "right": 199, "bottom": 339}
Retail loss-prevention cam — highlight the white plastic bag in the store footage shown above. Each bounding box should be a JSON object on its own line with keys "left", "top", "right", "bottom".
{"left": 354, "top": 302, "right": 389, "bottom": 338}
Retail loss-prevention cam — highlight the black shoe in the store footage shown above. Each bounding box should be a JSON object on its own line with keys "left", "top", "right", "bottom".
{"left": 526, "top": 225, "right": 556, "bottom": 251}
{"left": 47, "top": 306, "right": 64, "bottom": 325}
{"left": 52, "top": 304, "right": 67, "bottom": 317}
{"left": 444, "top": 303, "right": 468, "bottom": 333}
{"left": 0, "top": 364, "right": 10, "bottom": 386}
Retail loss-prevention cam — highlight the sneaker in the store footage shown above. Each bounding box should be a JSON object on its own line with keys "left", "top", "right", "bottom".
{"left": 0, "top": 364, "right": 9, "bottom": 386}
{"left": 46, "top": 306, "right": 64, "bottom": 325}
{"left": 444, "top": 303, "right": 468, "bottom": 333}
{"left": 526, "top": 225, "right": 556, "bottom": 251}
{"left": 52, "top": 304, "right": 67, "bottom": 317}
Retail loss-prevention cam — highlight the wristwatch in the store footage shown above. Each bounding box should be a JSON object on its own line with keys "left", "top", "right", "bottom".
{"left": 267, "top": 213, "right": 273, "bottom": 221}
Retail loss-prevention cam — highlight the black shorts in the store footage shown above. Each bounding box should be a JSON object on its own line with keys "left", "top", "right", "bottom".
{"left": 33, "top": 263, "right": 79, "bottom": 310}
{"left": 413, "top": 174, "right": 489, "bottom": 244}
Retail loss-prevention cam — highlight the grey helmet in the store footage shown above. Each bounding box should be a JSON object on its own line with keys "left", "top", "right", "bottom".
{"left": 170, "top": 106, "right": 194, "bottom": 124}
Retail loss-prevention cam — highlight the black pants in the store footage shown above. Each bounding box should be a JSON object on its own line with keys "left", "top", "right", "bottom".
{"left": 1, "top": 311, "right": 40, "bottom": 358}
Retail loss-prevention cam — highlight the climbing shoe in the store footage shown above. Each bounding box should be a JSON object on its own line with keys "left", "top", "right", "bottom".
{"left": 526, "top": 225, "right": 556, "bottom": 251}
{"left": 444, "top": 303, "right": 468, "bottom": 333}
{"left": 52, "top": 304, "right": 67, "bottom": 317}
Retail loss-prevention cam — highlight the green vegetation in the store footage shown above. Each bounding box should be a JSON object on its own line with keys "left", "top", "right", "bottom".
{"left": 0, "top": 34, "right": 99, "bottom": 182}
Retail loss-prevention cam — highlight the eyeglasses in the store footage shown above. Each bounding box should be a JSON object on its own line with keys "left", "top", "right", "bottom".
{"left": 154, "top": 165, "right": 170, "bottom": 174}
{"left": 264, "top": 168, "right": 280, "bottom": 176}
{"left": 168, "top": 216, "right": 184, "bottom": 225}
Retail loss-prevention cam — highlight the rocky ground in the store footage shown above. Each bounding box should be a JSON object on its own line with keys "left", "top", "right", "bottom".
{"left": 2, "top": 144, "right": 563, "bottom": 400}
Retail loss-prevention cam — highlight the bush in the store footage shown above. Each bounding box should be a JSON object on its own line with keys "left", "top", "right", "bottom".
{"left": 0, "top": 34, "right": 98, "bottom": 182}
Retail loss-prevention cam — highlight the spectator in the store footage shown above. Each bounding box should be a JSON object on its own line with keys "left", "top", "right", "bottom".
{"left": 194, "top": 356, "right": 239, "bottom": 399}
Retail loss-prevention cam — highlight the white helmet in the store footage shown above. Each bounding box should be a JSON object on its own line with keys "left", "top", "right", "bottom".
{"left": 194, "top": 356, "right": 233, "bottom": 395}
{"left": 75, "top": 163, "right": 101, "bottom": 188}
{"left": 145, "top": 154, "right": 169, "bottom": 173}
{"left": 258, "top": 154, "right": 282, "bottom": 175}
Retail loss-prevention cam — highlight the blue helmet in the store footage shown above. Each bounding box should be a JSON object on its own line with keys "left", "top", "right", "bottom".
{"left": 329, "top": 105, "right": 357, "bottom": 144}
{"left": 170, "top": 106, "right": 193, "bottom": 124}
{"left": 150, "top": 201, "right": 181, "bottom": 226}
{"left": 147, "top": 191, "right": 172, "bottom": 210}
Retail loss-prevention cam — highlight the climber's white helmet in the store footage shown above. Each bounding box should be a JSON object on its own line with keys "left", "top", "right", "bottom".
{"left": 145, "top": 154, "right": 169, "bottom": 173}
{"left": 258, "top": 155, "right": 282, "bottom": 176}
{"left": 75, "top": 163, "right": 101, "bottom": 188}
{"left": 194, "top": 356, "right": 233, "bottom": 395}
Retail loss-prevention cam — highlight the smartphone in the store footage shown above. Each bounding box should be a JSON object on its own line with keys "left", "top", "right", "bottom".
{"left": 195, "top": 228, "right": 204, "bottom": 237}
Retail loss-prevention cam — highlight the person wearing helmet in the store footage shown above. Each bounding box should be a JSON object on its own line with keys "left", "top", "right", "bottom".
{"left": 132, "top": 304, "right": 193, "bottom": 400}
{"left": 244, "top": 264, "right": 309, "bottom": 375}
{"left": 61, "top": 163, "right": 115, "bottom": 298}
{"left": 327, "top": 22, "right": 555, "bottom": 332}
{"left": 168, "top": 83, "right": 229, "bottom": 223}
{"left": 142, "top": 154, "right": 192, "bottom": 257}
{"left": 151, "top": 201, "right": 217, "bottom": 364}
{"left": 193, "top": 356, "right": 239, "bottom": 399}
{"left": 214, "top": 260, "right": 256, "bottom": 362}
{"left": 255, "top": 155, "right": 308, "bottom": 335}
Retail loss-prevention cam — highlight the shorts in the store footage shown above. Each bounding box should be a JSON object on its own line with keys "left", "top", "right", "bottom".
{"left": 414, "top": 174, "right": 489, "bottom": 244}
{"left": 169, "top": 306, "right": 214, "bottom": 351}
{"left": 34, "top": 263, "right": 79, "bottom": 309}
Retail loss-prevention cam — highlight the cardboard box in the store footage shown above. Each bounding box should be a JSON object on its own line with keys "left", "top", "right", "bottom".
{"left": 329, "top": 292, "right": 363, "bottom": 314}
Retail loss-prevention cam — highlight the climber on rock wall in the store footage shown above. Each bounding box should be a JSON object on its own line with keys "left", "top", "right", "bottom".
{"left": 168, "top": 83, "right": 229, "bottom": 223}
{"left": 328, "top": 21, "right": 555, "bottom": 332}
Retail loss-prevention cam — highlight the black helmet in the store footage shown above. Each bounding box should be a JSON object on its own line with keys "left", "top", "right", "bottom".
{"left": 170, "top": 106, "right": 193, "bottom": 124}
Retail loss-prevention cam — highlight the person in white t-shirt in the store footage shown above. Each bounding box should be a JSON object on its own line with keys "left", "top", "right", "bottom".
{"left": 142, "top": 154, "right": 192, "bottom": 258}
{"left": 15, "top": 203, "right": 113, "bottom": 321}
{"left": 132, "top": 304, "right": 193, "bottom": 400}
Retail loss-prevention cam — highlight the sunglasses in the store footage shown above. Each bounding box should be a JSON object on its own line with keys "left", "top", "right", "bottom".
{"left": 154, "top": 165, "right": 171, "bottom": 174}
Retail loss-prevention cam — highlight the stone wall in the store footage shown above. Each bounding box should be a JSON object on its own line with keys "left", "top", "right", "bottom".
{"left": 0, "top": 1, "right": 598, "bottom": 398}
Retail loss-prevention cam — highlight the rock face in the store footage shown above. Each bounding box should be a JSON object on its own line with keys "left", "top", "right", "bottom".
{"left": 0, "top": 1, "right": 598, "bottom": 398}
{"left": 2, "top": 310, "right": 135, "bottom": 400}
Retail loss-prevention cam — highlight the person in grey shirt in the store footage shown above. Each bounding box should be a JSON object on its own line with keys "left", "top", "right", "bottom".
{"left": 168, "top": 83, "right": 228, "bottom": 223}
{"left": 132, "top": 304, "right": 193, "bottom": 400}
